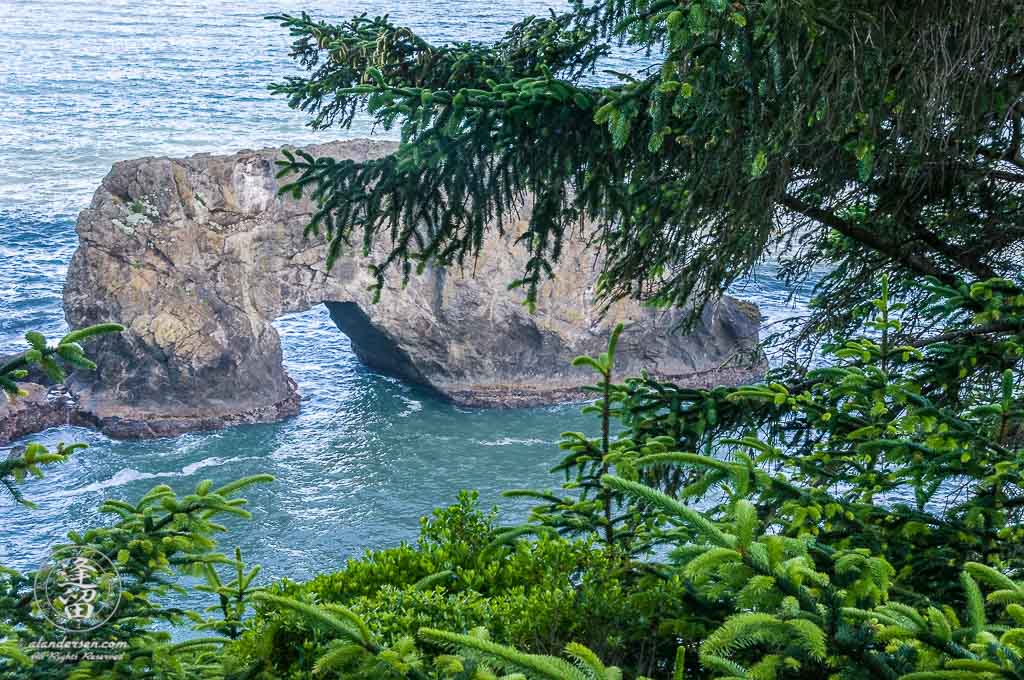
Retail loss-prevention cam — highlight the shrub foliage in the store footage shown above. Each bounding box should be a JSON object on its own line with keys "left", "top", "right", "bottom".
{"left": 1, "top": 271, "right": 1022, "bottom": 678}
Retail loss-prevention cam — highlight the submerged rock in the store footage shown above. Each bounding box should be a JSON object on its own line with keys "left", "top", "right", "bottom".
{"left": 59, "top": 139, "right": 764, "bottom": 439}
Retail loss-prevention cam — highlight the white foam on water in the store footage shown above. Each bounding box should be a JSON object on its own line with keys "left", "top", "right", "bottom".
{"left": 476, "top": 437, "right": 553, "bottom": 447}
{"left": 396, "top": 396, "right": 423, "bottom": 417}
{"left": 66, "top": 456, "right": 255, "bottom": 495}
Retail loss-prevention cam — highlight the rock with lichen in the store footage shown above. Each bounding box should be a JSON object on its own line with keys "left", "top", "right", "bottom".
{"left": 61, "top": 139, "right": 764, "bottom": 439}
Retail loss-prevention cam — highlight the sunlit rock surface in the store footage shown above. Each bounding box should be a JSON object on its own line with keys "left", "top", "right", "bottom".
{"left": 61, "top": 140, "right": 764, "bottom": 439}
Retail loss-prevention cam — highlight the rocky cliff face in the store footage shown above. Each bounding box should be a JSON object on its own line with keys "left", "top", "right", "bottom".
{"left": 61, "top": 139, "right": 764, "bottom": 439}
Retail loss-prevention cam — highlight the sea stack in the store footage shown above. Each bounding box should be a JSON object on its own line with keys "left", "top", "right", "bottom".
{"left": 60, "top": 139, "right": 765, "bottom": 439}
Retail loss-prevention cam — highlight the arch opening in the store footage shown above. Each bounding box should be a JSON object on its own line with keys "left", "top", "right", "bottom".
{"left": 323, "top": 301, "right": 429, "bottom": 388}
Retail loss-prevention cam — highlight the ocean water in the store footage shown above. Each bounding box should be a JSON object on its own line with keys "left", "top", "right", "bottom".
{"left": 0, "top": 0, "right": 813, "bottom": 600}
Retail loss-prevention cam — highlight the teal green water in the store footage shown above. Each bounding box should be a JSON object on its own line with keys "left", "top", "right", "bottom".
{"left": 0, "top": 0, "right": 814, "bottom": 609}
{"left": 3, "top": 307, "right": 596, "bottom": 609}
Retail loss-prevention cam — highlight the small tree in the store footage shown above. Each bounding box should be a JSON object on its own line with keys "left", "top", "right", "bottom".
{"left": 1, "top": 327, "right": 270, "bottom": 680}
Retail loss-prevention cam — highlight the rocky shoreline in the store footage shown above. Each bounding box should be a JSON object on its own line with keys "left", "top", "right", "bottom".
{"left": 0, "top": 384, "right": 76, "bottom": 446}
{"left": 443, "top": 363, "right": 764, "bottom": 409}
{"left": 4, "top": 139, "right": 765, "bottom": 443}
{"left": 3, "top": 365, "right": 765, "bottom": 445}
{"left": 0, "top": 376, "right": 301, "bottom": 446}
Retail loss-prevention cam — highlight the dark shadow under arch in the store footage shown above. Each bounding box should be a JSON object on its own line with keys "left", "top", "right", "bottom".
{"left": 324, "top": 301, "right": 430, "bottom": 388}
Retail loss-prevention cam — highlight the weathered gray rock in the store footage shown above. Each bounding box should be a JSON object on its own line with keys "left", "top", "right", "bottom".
{"left": 0, "top": 383, "right": 74, "bottom": 445}
{"left": 61, "top": 139, "right": 764, "bottom": 439}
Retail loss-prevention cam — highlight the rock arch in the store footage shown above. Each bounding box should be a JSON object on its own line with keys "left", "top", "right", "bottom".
{"left": 62, "top": 140, "right": 763, "bottom": 439}
{"left": 324, "top": 300, "right": 428, "bottom": 386}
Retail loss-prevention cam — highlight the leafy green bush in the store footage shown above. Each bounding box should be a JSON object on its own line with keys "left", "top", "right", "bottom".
{"left": 234, "top": 492, "right": 699, "bottom": 679}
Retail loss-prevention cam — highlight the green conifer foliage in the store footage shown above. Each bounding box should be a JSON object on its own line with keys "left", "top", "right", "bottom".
{"left": 268, "top": 3, "right": 1023, "bottom": 341}
{"left": 0, "top": 324, "right": 122, "bottom": 506}
{"left": 1, "top": 272, "right": 1022, "bottom": 678}
{"left": 3, "top": 4, "right": 1024, "bottom": 675}
{"left": 0, "top": 325, "right": 273, "bottom": 680}
{"left": 223, "top": 273, "right": 1024, "bottom": 680}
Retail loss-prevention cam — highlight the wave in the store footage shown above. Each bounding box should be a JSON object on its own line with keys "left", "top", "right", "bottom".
{"left": 65, "top": 456, "right": 255, "bottom": 495}
{"left": 396, "top": 396, "right": 423, "bottom": 418}
{"left": 476, "top": 437, "right": 553, "bottom": 447}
